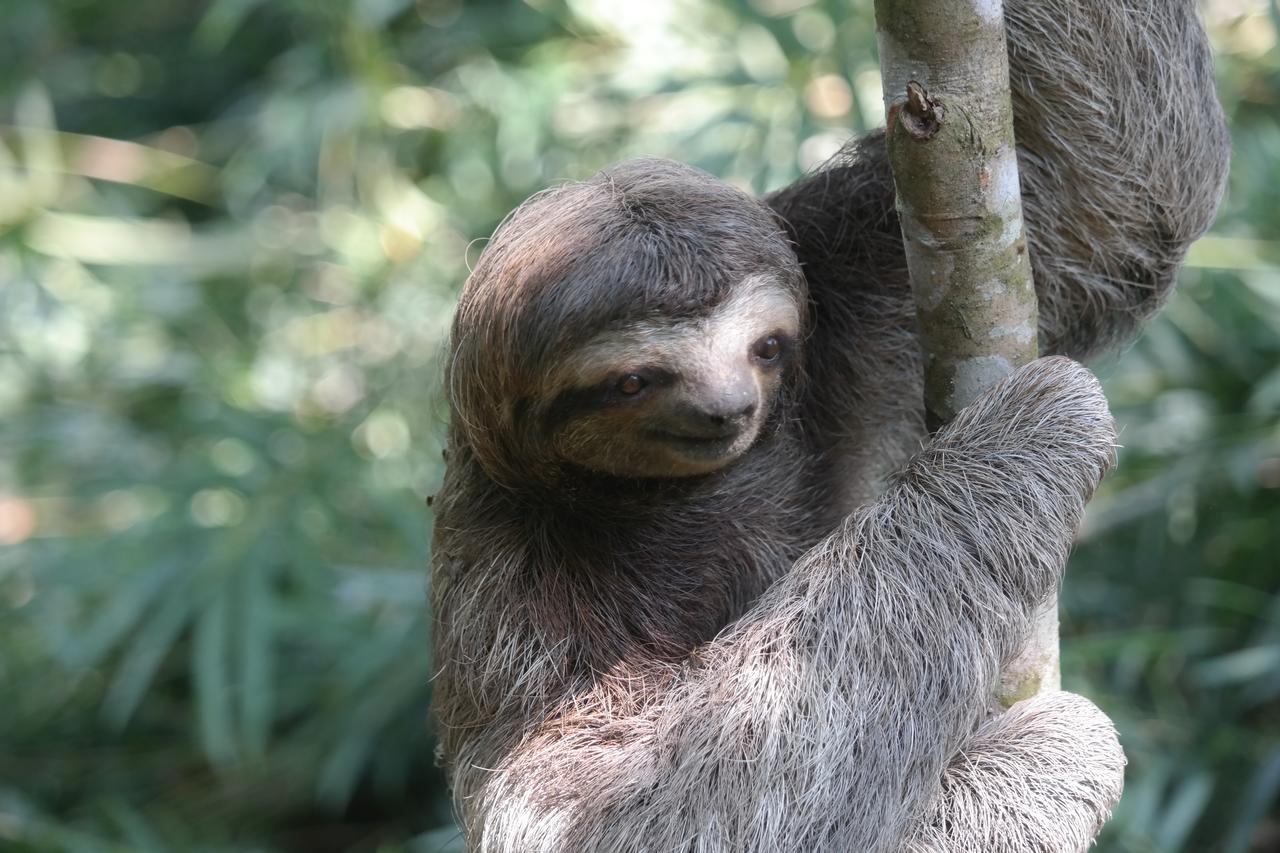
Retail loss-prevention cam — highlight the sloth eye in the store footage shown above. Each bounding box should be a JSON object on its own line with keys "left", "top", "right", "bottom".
{"left": 753, "top": 335, "right": 783, "bottom": 362}
{"left": 616, "top": 374, "right": 648, "bottom": 396}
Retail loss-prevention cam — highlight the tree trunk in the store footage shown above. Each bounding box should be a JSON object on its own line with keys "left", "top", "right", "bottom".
{"left": 872, "top": 0, "right": 1056, "bottom": 706}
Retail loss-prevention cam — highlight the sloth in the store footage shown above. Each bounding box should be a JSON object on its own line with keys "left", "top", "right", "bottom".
{"left": 430, "top": 0, "right": 1229, "bottom": 850}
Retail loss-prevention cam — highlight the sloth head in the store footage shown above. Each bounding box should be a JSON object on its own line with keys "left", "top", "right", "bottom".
{"left": 447, "top": 158, "right": 806, "bottom": 486}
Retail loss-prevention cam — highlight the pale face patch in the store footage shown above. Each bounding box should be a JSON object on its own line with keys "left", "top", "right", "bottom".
{"left": 545, "top": 276, "right": 801, "bottom": 478}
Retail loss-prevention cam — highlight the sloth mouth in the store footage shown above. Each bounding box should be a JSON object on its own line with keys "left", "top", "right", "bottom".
{"left": 650, "top": 428, "right": 747, "bottom": 458}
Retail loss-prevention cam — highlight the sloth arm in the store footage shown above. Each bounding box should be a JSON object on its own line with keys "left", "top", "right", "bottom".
{"left": 444, "top": 358, "right": 1115, "bottom": 852}
{"left": 765, "top": 0, "right": 1229, "bottom": 365}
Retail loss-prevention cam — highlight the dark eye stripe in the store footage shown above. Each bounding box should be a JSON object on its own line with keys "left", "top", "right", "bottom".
{"left": 541, "top": 369, "right": 665, "bottom": 431}
{"left": 541, "top": 386, "right": 610, "bottom": 433}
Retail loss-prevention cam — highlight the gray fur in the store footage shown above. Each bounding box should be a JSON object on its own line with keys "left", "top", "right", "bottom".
{"left": 906, "top": 691, "right": 1127, "bottom": 853}
{"left": 431, "top": 0, "right": 1228, "bottom": 849}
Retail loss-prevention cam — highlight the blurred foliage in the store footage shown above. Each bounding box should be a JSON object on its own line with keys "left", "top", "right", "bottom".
{"left": 0, "top": 0, "right": 1276, "bottom": 850}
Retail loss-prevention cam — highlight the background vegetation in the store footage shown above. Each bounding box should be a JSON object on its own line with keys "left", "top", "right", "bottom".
{"left": 1, "top": 0, "right": 1277, "bottom": 850}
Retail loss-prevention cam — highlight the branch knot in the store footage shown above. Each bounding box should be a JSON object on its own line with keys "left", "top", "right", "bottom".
{"left": 900, "top": 81, "right": 945, "bottom": 140}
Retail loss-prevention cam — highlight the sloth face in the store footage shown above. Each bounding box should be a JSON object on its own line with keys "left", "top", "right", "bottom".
{"left": 543, "top": 278, "right": 801, "bottom": 478}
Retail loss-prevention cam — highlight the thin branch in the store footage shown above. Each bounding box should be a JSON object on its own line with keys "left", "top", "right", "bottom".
{"left": 873, "top": 0, "right": 1055, "bottom": 705}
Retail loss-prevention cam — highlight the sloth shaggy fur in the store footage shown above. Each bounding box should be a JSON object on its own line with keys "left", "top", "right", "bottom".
{"left": 431, "top": 0, "right": 1230, "bottom": 850}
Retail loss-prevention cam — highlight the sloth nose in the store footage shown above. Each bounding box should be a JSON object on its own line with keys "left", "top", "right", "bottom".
{"left": 669, "top": 394, "right": 757, "bottom": 441}
{"left": 671, "top": 400, "right": 756, "bottom": 440}
{"left": 702, "top": 399, "right": 757, "bottom": 427}
{"left": 683, "top": 381, "right": 758, "bottom": 436}
{"left": 703, "top": 375, "right": 758, "bottom": 421}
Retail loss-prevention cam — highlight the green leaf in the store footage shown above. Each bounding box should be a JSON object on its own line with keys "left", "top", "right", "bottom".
{"left": 102, "top": 588, "right": 195, "bottom": 730}
{"left": 193, "top": 0, "right": 269, "bottom": 55}
{"left": 237, "top": 557, "right": 274, "bottom": 760}
{"left": 70, "top": 557, "right": 181, "bottom": 670}
{"left": 1153, "top": 772, "right": 1214, "bottom": 853}
{"left": 193, "top": 588, "right": 238, "bottom": 768}
{"left": 1223, "top": 747, "right": 1280, "bottom": 853}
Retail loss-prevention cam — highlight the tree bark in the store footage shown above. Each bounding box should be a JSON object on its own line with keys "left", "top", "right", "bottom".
{"left": 872, "top": 0, "right": 1055, "bottom": 705}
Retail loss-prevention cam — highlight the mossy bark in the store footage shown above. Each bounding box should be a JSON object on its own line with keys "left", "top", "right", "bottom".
{"left": 873, "top": 0, "right": 1056, "bottom": 705}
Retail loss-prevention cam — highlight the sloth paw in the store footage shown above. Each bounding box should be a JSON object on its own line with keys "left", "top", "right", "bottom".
{"left": 888, "top": 357, "right": 1117, "bottom": 597}
{"left": 905, "top": 690, "right": 1125, "bottom": 853}
{"left": 931, "top": 355, "right": 1117, "bottom": 500}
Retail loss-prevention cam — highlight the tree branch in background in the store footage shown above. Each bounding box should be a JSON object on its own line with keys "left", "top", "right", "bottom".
{"left": 872, "top": 0, "right": 1054, "bottom": 706}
